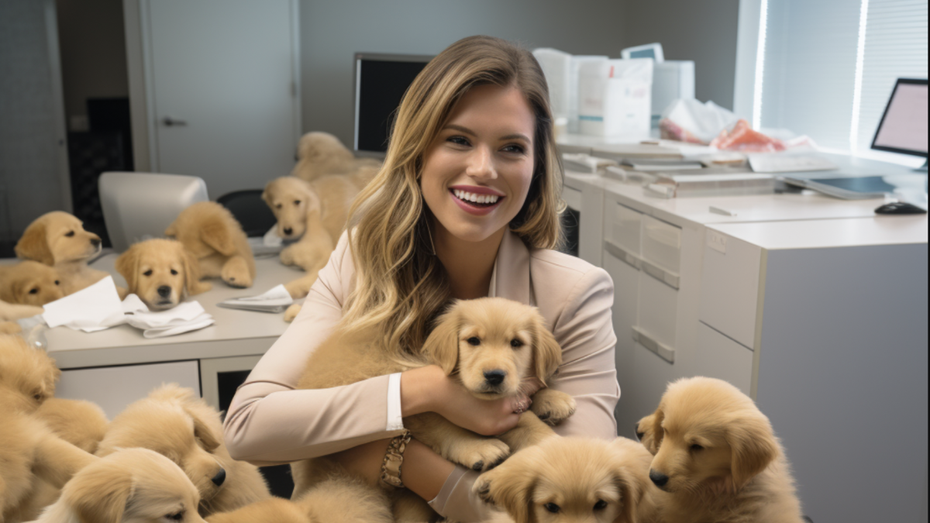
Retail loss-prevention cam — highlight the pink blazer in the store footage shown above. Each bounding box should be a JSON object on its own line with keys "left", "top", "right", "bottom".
{"left": 224, "top": 230, "right": 619, "bottom": 519}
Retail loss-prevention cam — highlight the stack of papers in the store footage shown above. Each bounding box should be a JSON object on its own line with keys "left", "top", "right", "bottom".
{"left": 217, "top": 284, "right": 293, "bottom": 313}
{"left": 562, "top": 153, "right": 619, "bottom": 174}
{"left": 42, "top": 276, "right": 214, "bottom": 338}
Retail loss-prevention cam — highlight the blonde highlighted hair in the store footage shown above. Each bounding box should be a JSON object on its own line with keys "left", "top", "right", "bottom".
{"left": 343, "top": 35, "right": 564, "bottom": 354}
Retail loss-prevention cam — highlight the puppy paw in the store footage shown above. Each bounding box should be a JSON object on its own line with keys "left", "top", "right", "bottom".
{"left": 283, "top": 304, "right": 302, "bottom": 322}
{"left": 530, "top": 389, "right": 576, "bottom": 426}
{"left": 279, "top": 245, "right": 298, "bottom": 266}
{"left": 447, "top": 439, "right": 510, "bottom": 472}
{"left": 221, "top": 257, "right": 253, "bottom": 288}
{"left": 473, "top": 474, "right": 497, "bottom": 506}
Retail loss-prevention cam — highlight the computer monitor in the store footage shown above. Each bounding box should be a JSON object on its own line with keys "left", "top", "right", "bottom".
{"left": 353, "top": 53, "right": 432, "bottom": 155}
{"left": 871, "top": 78, "right": 928, "bottom": 170}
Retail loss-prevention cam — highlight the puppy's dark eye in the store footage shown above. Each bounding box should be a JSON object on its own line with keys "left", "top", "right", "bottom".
{"left": 467, "top": 337, "right": 481, "bottom": 346}
{"left": 293, "top": 199, "right": 301, "bottom": 205}
{"left": 65, "top": 231, "right": 75, "bottom": 237}
{"left": 594, "top": 499, "right": 608, "bottom": 510}
{"left": 54, "top": 280, "right": 60, "bottom": 285}
{"left": 171, "top": 269, "right": 179, "bottom": 275}
{"left": 33, "top": 392, "right": 43, "bottom": 402}
{"left": 143, "top": 270, "right": 153, "bottom": 277}
{"left": 544, "top": 503, "right": 560, "bottom": 513}
{"left": 690, "top": 443, "right": 704, "bottom": 452}
{"left": 510, "top": 338, "right": 523, "bottom": 348}
{"left": 166, "top": 511, "right": 184, "bottom": 521}
{"left": 276, "top": 204, "right": 283, "bottom": 209}
{"left": 29, "top": 287, "right": 39, "bottom": 294}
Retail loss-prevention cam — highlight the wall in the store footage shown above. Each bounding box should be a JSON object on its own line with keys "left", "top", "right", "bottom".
{"left": 56, "top": 0, "right": 129, "bottom": 130}
{"left": 298, "top": 0, "right": 742, "bottom": 145}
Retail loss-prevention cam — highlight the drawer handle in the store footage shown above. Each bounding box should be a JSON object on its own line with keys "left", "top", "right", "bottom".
{"left": 632, "top": 326, "right": 675, "bottom": 363}
{"left": 640, "top": 259, "right": 680, "bottom": 289}
{"left": 604, "top": 240, "right": 642, "bottom": 270}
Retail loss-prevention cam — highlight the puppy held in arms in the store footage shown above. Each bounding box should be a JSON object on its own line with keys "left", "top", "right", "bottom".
{"left": 15, "top": 211, "right": 126, "bottom": 298}
{"left": 115, "top": 239, "right": 211, "bottom": 310}
{"left": 292, "top": 297, "right": 576, "bottom": 522}
{"left": 636, "top": 376, "right": 806, "bottom": 523}
{"left": 166, "top": 202, "right": 256, "bottom": 289}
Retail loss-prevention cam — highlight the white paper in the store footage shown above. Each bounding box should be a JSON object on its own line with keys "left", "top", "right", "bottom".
{"left": 662, "top": 99, "right": 741, "bottom": 144}
{"left": 220, "top": 284, "right": 293, "bottom": 307}
{"left": 42, "top": 276, "right": 126, "bottom": 332}
{"left": 126, "top": 301, "right": 207, "bottom": 328}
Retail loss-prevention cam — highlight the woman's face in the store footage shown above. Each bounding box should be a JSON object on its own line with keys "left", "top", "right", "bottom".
{"left": 420, "top": 83, "right": 536, "bottom": 245}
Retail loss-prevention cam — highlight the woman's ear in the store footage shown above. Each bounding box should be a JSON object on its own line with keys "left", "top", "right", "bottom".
{"left": 727, "top": 413, "right": 779, "bottom": 490}
{"left": 422, "top": 304, "right": 462, "bottom": 375}
{"left": 15, "top": 222, "right": 54, "bottom": 265}
{"left": 66, "top": 461, "right": 134, "bottom": 523}
{"left": 182, "top": 248, "right": 211, "bottom": 295}
{"left": 473, "top": 446, "right": 543, "bottom": 523}
{"left": 114, "top": 245, "right": 140, "bottom": 292}
{"left": 531, "top": 318, "right": 562, "bottom": 384}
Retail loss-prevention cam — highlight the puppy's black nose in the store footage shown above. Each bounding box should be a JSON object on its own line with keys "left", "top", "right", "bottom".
{"left": 483, "top": 370, "right": 506, "bottom": 386}
{"left": 649, "top": 470, "right": 669, "bottom": 488}
{"left": 283, "top": 227, "right": 293, "bottom": 236}
{"left": 635, "top": 423, "right": 645, "bottom": 441}
{"left": 157, "top": 286, "right": 171, "bottom": 298}
{"left": 90, "top": 238, "right": 101, "bottom": 247}
{"left": 211, "top": 468, "right": 226, "bottom": 487}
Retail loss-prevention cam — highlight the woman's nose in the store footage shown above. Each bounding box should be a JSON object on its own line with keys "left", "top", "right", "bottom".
{"left": 465, "top": 145, "right": 496, "bottom": 180}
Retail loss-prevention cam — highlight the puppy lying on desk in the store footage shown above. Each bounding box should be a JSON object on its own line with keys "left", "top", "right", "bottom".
{"left": 115, "top": 238, "right": 211, "bottom": 311}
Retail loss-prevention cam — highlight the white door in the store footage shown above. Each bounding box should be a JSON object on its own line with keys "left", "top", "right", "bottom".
{"left": 143, "top": 0, "right": 299, "bottom": 199}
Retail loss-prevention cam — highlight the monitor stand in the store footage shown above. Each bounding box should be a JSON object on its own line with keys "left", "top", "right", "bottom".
{"left": 916, "top": 159, "right": 928, "bottom": 173}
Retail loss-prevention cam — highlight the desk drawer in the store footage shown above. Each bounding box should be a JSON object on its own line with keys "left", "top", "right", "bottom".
{"left": 641, "top": 215, "right": 681, "bottom": 289}
{"left": 603, "top": 202, "right": 643, "bottom": 264}
{"left": 699, "top": 228, "right": 763, "bottom": 349}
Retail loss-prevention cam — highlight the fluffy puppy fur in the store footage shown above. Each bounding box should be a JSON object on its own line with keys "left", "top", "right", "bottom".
{"left": 14, "top": 211, "right": 124, "bottom": 298}
{"left": 205, "top": 475, "right": 393, "bottom": 523}
{"left": 290, "top": 132, "right": 381, "bottom": 183}
{"left": 96, "top": 384, "right": 270, "bottom": 517}
{"left": 166, "top": 202, "right": 256, "bottom": 289}
{"left": 0, "top": 261, "right": 64, "bottom": 307}
{"left": 0, "top": 335, "right": 97, "bottom": 522}
{"left": 31, "top": 448, "right": 209, "bottom": 523}
{"left": 115, "top": 239, "right": 211, "bottom": 310}
{"left": 475, "top": 436, "right": 666, "bottom": 523}
{"left": 292, "top": 298, "right": 574, "bottom": 522}
{"left": 35, "top": 397, "right": 109, "bottom": 454}
{"left": 641, "top": 377, "right": 805, "bottom": 523}
{"left": 263, "top": 169, "right": 376, "bottom": 300}
{"left": 0, "top": 299, "right": 44, "bottom": 321}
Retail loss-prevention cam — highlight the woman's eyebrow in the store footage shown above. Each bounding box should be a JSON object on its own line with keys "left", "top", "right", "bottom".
{"left": 445, "top": 124, "right": 530, "bottom": 143}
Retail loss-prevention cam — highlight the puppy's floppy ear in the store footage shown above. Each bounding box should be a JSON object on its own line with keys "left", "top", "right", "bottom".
{"left": 66, "top": 461, "right": 134, "bottom": 523}
{"left": 200, "top": 215, "right": 237, "bottom": 256}
{"left": 422, "top": 303, "right": 462, "bottom": 375}
{"left": 474, "top": 446, "right": 543, "bottom": 523}
{"left": 611, "top": 467, "right": 645, "bottom": 523}
{"left": 114, "top": 244, "right": 140, "bottom": 291}
{"left": 15, "top": 222, "right": 54, "bottom": 265}
{"left": 649, "top": 407, "right": 665, "bottom": 453}
{"left": 187, "top": 405, "right": 222, "bottom": 452}
{"left": 531, "top": 318, "right": 562, "bottom": 384}
{"left": 727, "top": 412, "right": 779, "bottom": 489}
{"left": 636, "top": 413, "right": 658, "bottom": 455}
{"left": 181, "top": 247, "right": 211, "bottom": 295}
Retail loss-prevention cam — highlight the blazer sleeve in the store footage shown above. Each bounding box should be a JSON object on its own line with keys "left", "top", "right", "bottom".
{"left": 430, "top": 266, "right": 621, "bottom": 521}
{"left": 223, "top": 232, "right": 405, "bottom": 466}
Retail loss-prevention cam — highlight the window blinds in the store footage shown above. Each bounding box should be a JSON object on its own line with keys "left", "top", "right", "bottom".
{"left": 757, "top": 0, "right": 928, "bottom": 155}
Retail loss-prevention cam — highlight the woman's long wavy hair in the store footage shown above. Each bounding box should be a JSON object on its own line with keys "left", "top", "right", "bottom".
{"left": 342, "top": 35, "right": 564, "bottom": 355}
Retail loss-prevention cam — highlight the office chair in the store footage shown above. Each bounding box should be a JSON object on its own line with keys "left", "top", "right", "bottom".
{"left": 216, "top": 190, "right": 277, "bottom": 238}
{"left": 99, "top": 172, "right": 209, "bottom": 252}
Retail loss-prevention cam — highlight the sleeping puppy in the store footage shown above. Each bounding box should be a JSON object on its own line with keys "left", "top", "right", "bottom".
{"left": 0, "top": 331, "right": 60, "bottom": 414}
{"left": 166, "top": 202, "right": 256, "bottom": 289}
{"left": 97, "top": 384, "right": 270, "bottom": 517}
{"left": 0, "top": 260, "right": 64, "bottom": 307}
{"left": 15, "top": 211, "right": 125, "bottom": 298}
{"left": 115, "top": 239, "right": 212, "bottom": 310}
{"left": 290, "top": 131, "right": 381, "bottom": 183}
{"left": 292, "top": 298, "right": 575, "bottom": 521}
{"left": 35, "top": 397, "right": 109, "bottom": 454}
{"left": 475, "top": 436, "right": 666, "bottom": 523}
{"left": 641, "top": 377, "right": 805, "bottom": 523}
{"left": 30, "top": 448, "right": 209, "bottom": 523}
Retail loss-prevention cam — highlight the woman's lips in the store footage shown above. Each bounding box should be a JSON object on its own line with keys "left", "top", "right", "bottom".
{"left": 449, "top": 189, "right": 503, "bottom": 216}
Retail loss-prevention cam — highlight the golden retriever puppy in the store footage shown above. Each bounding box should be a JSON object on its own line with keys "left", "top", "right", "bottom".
{"left": 0, "top": 299, "right": 44, "bottom": 321}
{"left": 97, "top": 384, "right": 270, "bottom": 517}
{"left": 166, "top": 202, "right": 256, "bottom": 289}
{"left": 14, "top": 211, "right": 125, "bottom": 298}
{"left": 0, "top": 261, "right": 64, "bottom": 307}
{"left": 0, "top": 332, "right": 60, "bottom": 414}
{"left": 642, "top": 377, "right": 805, "bottom": 523}
{"left": 35, "top": 397, "right": 109, "bottom": 454}
{"left": 290, "top": 131, "right": 381, "bottom": 182}
{"left": 292, "top": 298, "right": 575, "bottom": 521}
{"left": 205, "top": 475, "right": 393, "bottom": 523}
{"left": 30, "top": 448, "right": 209, "bottom": 523}
{"left": 115, "top": 239, "right": 212, "bottom": 310}
{"left": 475, "top": 436, "right": 666, "bottom": 523}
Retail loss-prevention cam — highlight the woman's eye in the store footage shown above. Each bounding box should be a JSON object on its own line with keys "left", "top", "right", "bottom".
{"left": 143, "top": 270, "right": 153, "bottom": 277}
{"left": 690, "top": 443, "right": 704, "bottom": 452}
{"left": 510, "top": 339, "right": 523, "bottom": 348}
{"left": 594, "top": 499, "right": 608, "bottom": 510}
{"left": 170, "top": 269, "right": 179, "bottom": 275}
{"left": 544, "top": 503, "right": 560, "bottom": 513}
{"left": 467, "top": 337, "right": 481, "bottom": 346}
{"left": 502, "top": 144, "right": 525, "bottom": 154}
{"left": 448, "top": 135, "right": 470, "bottom": 146}
{"left": 29, "top": 288, "right": 39, "bottom": 294}
{"left": 65, "top": 231, "right": 75, "bottom": 237}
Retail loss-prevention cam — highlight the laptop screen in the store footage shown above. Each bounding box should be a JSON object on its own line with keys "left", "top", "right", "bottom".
{"left": 871, "top": 79, "right": 929, "bottom": 157}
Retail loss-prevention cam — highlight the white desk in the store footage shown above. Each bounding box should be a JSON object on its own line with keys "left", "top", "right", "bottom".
{"left": 560, "top": 148, "right": 928, "bottom": 523}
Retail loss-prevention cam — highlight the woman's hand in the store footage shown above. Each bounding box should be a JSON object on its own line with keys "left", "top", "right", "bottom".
{"left": 401, "top": 365, "right": 539, "bottom": 436}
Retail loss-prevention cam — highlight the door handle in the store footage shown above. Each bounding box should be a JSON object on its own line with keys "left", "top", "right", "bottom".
{"left": 162, "top": 117, "right": 188, "bottom": 127}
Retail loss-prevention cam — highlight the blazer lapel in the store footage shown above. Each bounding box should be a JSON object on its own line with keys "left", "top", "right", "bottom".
{"left": 492, "top": 231, "right": 532, "bottom": 305}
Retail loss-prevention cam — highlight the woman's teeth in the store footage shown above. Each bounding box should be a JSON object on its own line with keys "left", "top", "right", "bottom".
{"left": 453, "top": 190, "right": 500, "bottom": 206}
